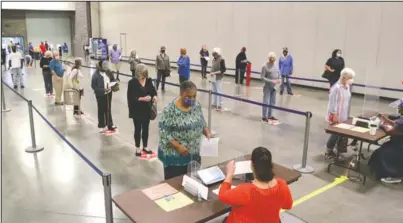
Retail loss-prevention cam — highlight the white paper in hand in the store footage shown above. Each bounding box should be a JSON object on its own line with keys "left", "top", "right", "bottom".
{"left": 234, "top": 161, "right": 253, "bottom": 175}
{"left": 109, "top": 82, "right": 117, "bottom": 87}
{"left": 200, "top": 137, "right": 219, "bottom": 157}
{"left": 204, "top": 56, "right": 210, "bottom": 61}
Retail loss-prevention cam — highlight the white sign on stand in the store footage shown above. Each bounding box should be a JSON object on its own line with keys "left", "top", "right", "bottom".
{"left": 182, "top": 175, "right": 208, "bottom": 200}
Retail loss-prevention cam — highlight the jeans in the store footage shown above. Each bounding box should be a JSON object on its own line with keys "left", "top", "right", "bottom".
{"left": 235, "top": 69, "right": 246, "bottom": 84}
{"left": 201, "top": 64, "right": 207, "bottom": 78}
{"left": 96, "top": 92, "right": 114, "bottom": 129}
{"left": 42, "top": 70, "right": 53, "bottom": 94}
{"left": 280, "top": 76, "right": 292, "bottom": 94}
{"left": 211, "top": 79, "right": 223, "bottom": 107}
{"left": 156, "top": 70, "right": 167, "bottom": 90}
{"left": 262, "top": 87, "right": 276, "bottom": 118}
{"left": 133, "top": 118, "right": 150, "bottom": 148}
{"left": 11, "top": 68, "right": 23, "bottom": 86}
{"left": 326, "top": 134, "right": 339, "bottom": 151}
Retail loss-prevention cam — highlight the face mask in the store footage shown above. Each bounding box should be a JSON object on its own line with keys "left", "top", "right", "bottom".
{"left": 183, "top": 98, "right": 196, "bottom": 107}
{"left": 347, "top": 79, "right": 354, "bottom": 85}
{"left": 283, "top": 51, "right": 288, "bottom": 56}
{"left": 161, "top": 50, "right": 165, "bottom": 53}
{"left": 336, "top": 53, "right": 342, "bottom": 57}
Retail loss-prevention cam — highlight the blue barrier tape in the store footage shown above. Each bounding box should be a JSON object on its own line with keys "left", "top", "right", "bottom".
{"left": 211, "top": 91, "right": 307, "bottom": 116}
{"left": 30, "top": 104, "right": 104, "bottom": 176}
{"left": 122, "top": 56, "right": 403, "bottom": 92}
{"left": 2, "top": 81, "right": 30, "bottom": 102}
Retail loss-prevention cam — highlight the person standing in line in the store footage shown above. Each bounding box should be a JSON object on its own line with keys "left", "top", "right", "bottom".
{"left": 324, "top": 49, "right": 345, "bottom": 89}
{"left": 325, "top": 68, "right": 355, "bottom": 160}
{"left": 279, "top": 47, "right": 294, "bottom": 95}
{"left": 199, "top": 45, "right": 209, "bottom": 79}
{"left": 91, "top": 60, "right": 118, "bottom": 133}
{"left": 69, "top": 59, "right": 84, "bottom": 116}
{"left": 28, "top": 42, "right": 34, "bottom": 67}
{"left": 127, "top": 64, "right": 157, "bottom": 156}
{"left": 49, "top": 51, "right": 65, "bottom": 105}
{"left": 155, "top": 46, "right": 171, "bottom": 92}
{"left": 128, "top": 49, "right": 141, "bottom": 77}
{"left": 45, "top": 41, "right": 49, "bottom": 51}
{"left": 62, "top": 43, "right": 68, "bottom": 60}
{"left": 210, "top": 48, "right": 227, "bottom": 112}
{"left": 158, "top": 81, "right": 210, "bottom": 180}
{"left": 177, "top": 48, "right": 190, "bottom": 83}
{"left": 8, "top": 46, "right": 24, "bottom": 89}
{"left": 1, "top": 48, "right": 6, "bottom": 72}
{"left": 261, "top": 52, "right": 280, "bottom": 122}
{"left": 40, "top": 42, "right": 46, "bottom": 57}
{"left": 235, "top": 47, "right": 249, "bottom": 84}
{"left": 40, "top": 51, "right": 53, "bottom": 96}
{"left": 109, "top": 44, "right": 122, "bottom": 81}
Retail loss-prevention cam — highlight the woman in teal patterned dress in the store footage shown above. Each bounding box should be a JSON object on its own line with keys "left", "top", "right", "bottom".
{"left": 158, "top": 81, "right": 211, "bottom": 180}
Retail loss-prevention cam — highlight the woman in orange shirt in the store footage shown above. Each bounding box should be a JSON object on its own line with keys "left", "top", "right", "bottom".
{"left": 218, "top": 147, "right": 293, "bottom": 223}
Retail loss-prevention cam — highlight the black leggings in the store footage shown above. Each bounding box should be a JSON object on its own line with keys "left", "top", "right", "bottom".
{"left": 133, "top": 118, "right": 150, "bottom": 148}
{"left": 96, "top": 93, "right": 113, "bottom": 129}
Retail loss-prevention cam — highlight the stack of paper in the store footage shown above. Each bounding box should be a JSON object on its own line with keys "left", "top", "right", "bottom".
{"left": 142, "top": 183, "right": 178, "bottom": 201}
{"left": 351, "top": 126, "right": 369, "bottom": 133}
{"left": 335, "top": 123, "right": 354, "bottom": 130}
{"left": 234, "top": 161, "right": 253, "bottom": 175}
{"left": 154, "top": 192, "right": 194, "bottom": 212}
{"left": 200, "top": 137, "right": 220, "bottom": 157}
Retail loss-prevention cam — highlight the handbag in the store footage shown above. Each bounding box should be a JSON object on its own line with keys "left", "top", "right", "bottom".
{"left": 111, "top": 82, "right": 120, "bottom": 92}
{"left": 322, "top": 70, "right": 331, "bottom": 80}
{"left": 150, "top": 101, "right": 157, "bottom": 120}
{"left": 164, "top": 70, "right": 171, "bottom": 77}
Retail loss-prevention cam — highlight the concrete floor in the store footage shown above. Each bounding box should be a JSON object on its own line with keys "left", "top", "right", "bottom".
{"left": 2, "top": 59, "right": 403, "bottom": 223}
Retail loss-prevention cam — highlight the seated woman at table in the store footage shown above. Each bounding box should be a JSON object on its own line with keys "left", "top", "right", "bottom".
{"left": 218, "top": 147, "right": 293, "bottom": 223}
{"left": 368, "top": 101, "right": 403, "bottom": 184}
{"left": 158, "top": 81, "right": 211, "bottom": 180}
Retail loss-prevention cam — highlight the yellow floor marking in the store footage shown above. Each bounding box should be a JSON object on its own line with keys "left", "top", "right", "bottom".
{"left": 281, "top": 176, "right": 348, "bottom": 212}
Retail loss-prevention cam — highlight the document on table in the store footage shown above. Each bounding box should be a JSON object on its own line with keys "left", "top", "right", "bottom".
{"left": 142, "top": 183, "right": 178, "bottom": 201}
{"left": 212, "top": 185, "right": 236, "bottom": 195}
{"left": 351, "top": 126, "right": 369, "bottom": 133}
{"left": 154, "top": 192, "right": 194, "bottom": 212}
{"left": 234, "top": 160, "right": 253, "bottom": 175}
{"left": 200, "top": 137, "right": 219, "bottom": 157}
{"left": 335, "top": 123, "right": 354, "bottom": 130}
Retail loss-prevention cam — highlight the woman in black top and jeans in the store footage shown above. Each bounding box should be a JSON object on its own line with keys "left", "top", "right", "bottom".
{"left": 127, "top": 64, "right": 158, "bottom": 156}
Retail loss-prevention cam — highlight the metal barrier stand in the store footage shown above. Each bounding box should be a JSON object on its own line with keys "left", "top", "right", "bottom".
{"left": 1, "top": 85, "right": 11, "bottom": 112}
{"left": 25, "top": 100, "right": 44, "bottom": 153}
{"left": 103, "top": 173, "right": 114, "bottom": 223}
{"left": 207, "top": 90, "right": 218, "bottom": 137}
{"left": 293, "top": 112, "right": 314, "bottom": 173}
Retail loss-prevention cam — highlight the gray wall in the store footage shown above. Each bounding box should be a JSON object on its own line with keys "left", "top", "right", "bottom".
{"left": 25, "top": 11, "right": 72, "bottom": 51}
{"left": 99, "top": 2, "right": 403, "bottom": 99}
{"left": 90, "top": 2, "right": 100, "bottom": 38}
{"left": 74, "top": 2, "right": 91, "bottom": 58}
{"left": 1, "top": 10, "right": 28, "bottom": 49}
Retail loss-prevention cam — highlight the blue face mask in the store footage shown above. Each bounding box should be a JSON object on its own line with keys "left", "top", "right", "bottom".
{"left": 183, "top": 98, "right": 196, "bottom": 107}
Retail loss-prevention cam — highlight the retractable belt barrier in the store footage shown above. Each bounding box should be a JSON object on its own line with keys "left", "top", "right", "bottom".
{"left": 1, "top": 80, "right": 114, "bottom": 223}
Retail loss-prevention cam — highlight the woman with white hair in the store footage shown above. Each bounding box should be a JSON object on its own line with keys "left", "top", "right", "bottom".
{"left": 40, "top": 51, "right": 53, "bottom": 96}
{"left": 261, "top": 52, "right": 280, "bottom": 122}
{"left": 128, "top": 49, "right": 141, "bottom": 77}
{"left": 325, "top": 67, "right": 355, "bottom": 160}
{"left": 127, "top": 64, "right": 157, "bottom": 156}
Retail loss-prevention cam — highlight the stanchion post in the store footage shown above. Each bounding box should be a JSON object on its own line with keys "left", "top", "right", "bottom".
{"left": 293, "top": 111, "right": 314, "bottom": 174}
{"left": 1, "top": 85, "right": 11, "bottom": 112}
{"left": 246, "top": 63, "right": 251, "bottom": 86}
{"left": 236, "top": 69, "right": 241, "bottom": 96}
{"left": 207, "top": 90, "right": 218, "bottom": 137}
{"left": 25, "top": 100, "right": 44, "bottom": 153}
{"left": 102, "top": 173, "right": 114, "bottom": 223}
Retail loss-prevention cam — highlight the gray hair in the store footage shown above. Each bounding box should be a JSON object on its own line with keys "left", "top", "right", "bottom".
{"left": 135, "top": 64, "right": 148, "bottom": 79}
{"left": 340, "top": 68, "right": 355, "bottom": 79}
{"left": 180, "top": 81, "right": 197, "bottom": 94}
{"left": 45, "top": 51, "right": 52, "bottom": 57}
{"left": 130, "top": 49, "right": 137, "bottom": 56}
{"left": 212, "top": 47, "right": 221, "bottom": 55}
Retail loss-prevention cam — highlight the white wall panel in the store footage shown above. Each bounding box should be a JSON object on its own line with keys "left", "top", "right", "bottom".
{"left": 99, "top": 2, "right": 403, "bottom": 98}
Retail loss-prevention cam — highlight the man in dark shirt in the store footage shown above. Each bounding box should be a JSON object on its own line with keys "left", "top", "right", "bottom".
{"left": 235, "top": 47, "right": 249, "bottom": 84}
{"left": 40, "top": 51, "right": 53, "bottom": 96}
{"left": 45, "top": 41, "right": 49, "bottom": 51}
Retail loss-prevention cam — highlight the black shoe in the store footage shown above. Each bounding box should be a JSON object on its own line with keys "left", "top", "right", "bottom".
{"left": 288, "top": 93, "right": 294, "bottom": 96}
{"left": 13, "top": 85, "right": 17, "bottom": 89}
{"left": 143, "top": 148, "right": 152, "bottom": 154}
{"left": 325, "top": 151, "right": 337, "bottom": 160}
{"left": 269, "top": 116, "right": 278, "bottom": 121}
{"left": 20, "top": 85, "right": 25, "bottom": 89}
{"left": 135, "top": 151, "right": 142, "bottom": 157}
{"left": 55, "top": 102, "right": 63, "bottom": 106}
{"left": 262, "top": 118, "right": 268, "bottom": 122}
{"left": 108, "top": 125, "right": 117, "bottom": 131}
{"left": 279, "top": 92, "right": 283, "bottom": 95}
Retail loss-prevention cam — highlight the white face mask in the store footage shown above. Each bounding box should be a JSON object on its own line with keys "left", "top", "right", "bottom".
{"left": 336, "top": 53, "right": 342, "bottom": 57}
{"left": 347, "top": 79, "right": 354, "bottom": 85}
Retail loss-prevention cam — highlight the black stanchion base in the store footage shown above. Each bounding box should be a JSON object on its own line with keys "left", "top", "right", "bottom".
{"left": 293, "top": 164, "right": 314, "bottom": 174}
{"left": 25, "top": 145, "right": 44, "bottom": 153}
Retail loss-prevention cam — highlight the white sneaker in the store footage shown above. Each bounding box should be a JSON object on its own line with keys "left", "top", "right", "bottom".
{"left": 99, "top": 128, "right": 106, "bottom": 133}
{"left": 381, "top": 177, "right": 402, "bottom": 184}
